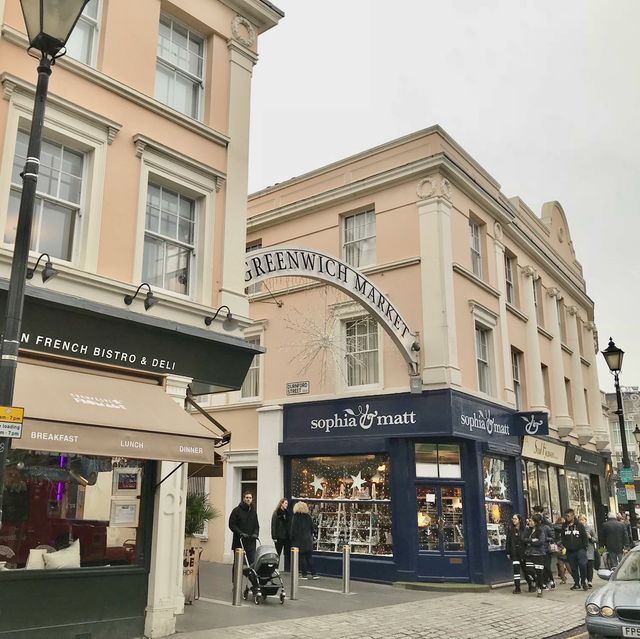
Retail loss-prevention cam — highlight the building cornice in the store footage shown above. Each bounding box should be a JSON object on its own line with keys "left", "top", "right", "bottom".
{"left": 221, "top": 0, "right": 284, "bottom": 31}
{"left": 452, "top": 263, "right": 500, "bottom": 299}
{"left": 1, "top": 72, "right": 121, "bottom": 144}
{"left": 1, "top": 25, "right": 230, "bottom": 148}
{"left": 132, "top": 134, "right": 226, "bottom": 191}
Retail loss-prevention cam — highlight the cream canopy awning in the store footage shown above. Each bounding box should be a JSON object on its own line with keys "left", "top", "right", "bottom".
{"left": 11, "top": 363, "right": 220, "bottom": 464}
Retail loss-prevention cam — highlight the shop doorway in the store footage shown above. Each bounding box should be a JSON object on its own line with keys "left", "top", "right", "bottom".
{"left": 416, "top": 484, "right": 468, "bottom": 580}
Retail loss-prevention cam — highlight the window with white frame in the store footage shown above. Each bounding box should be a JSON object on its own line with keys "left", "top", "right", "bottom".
{"left": 65, "top": 0, "right": 100, "bottom": 65}
{"left": 504, "top": 253, "right": 516, "bottom": 304}
{"left": 155, "top": 15, "right": 205, "bottom": 119}
{"left": 344, "top": 315, "right": 379, "bottom": 387}
{"left": 343, "top": 209, "right": 376, "bottom": 267}
{"left": 5, "top": 130, "right": 83, "bottom": 261}
{"left": 557, "top": 298, "right": 567, "bottom": 343}
{"left": 511, "top": 349, "right": 523, "bottom": 409}
{"left": 533, "top": 278, "right": 544, "bottom": 326}
{"left": 241, "top": 336, "right": 261, "bottom": 399}
{"left": 469, "top": 218, "right": 483, "bottom": 277}
{"left": 143, "top": 183, "right": 195, "bottom": 295}
{"left": 245, "top": 240, "right": 263, "bottom": 294}
{"left": 475, "top": 323, "right": 492, "bottom": 394}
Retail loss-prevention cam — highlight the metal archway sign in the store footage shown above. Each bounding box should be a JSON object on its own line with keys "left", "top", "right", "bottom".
{"left": 245, "top": 247, "right": 420, "bottom": 374}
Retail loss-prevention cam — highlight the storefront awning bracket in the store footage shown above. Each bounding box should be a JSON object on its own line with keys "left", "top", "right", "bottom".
{"left": 185, "top": 391, "right": 231, "bottom": 448}
{"left": 155, "top": 462, "right": 185, "bottom": 491}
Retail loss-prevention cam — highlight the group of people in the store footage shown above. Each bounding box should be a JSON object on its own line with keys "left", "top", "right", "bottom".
{"left": 507, "top": 506, "right": 633, "bottom": 598}
{"left": 228, "top": 491, "right": 320, "bottom": 580}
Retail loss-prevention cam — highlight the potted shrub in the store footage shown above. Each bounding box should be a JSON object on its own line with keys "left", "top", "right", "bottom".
{"left": 183, "top": 492, "right": 218, "bottom": 604}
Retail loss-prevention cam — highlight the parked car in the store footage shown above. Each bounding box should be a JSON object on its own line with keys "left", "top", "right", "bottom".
{"left": 585, "top": 545, "right": 640, "bottom": 638}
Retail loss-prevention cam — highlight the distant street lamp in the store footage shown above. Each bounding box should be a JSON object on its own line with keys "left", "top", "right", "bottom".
{"left": 0, "top": 0, "right": 89, "bottom": 528}
{"left": 602, "top": 337, "right": 638, "bottom": 542}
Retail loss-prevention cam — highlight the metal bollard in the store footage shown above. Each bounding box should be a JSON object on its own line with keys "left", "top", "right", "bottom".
{"left": 232, "top": 547, "right": 244, "bottom": 606}
{"left": 290, "top": 546, "right": 299, "bottom": 600}
{"left": 342, "top": 544, "right": 351, "bottom": 594}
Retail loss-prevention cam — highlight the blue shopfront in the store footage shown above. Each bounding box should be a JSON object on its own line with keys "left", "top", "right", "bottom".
{"left": 280, "top": 390, "right": 548, "bottom": 585}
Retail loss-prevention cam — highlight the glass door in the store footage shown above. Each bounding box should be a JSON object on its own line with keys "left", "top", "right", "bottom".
{"left": 416, "top": 485, "right": 467, "bottom": 580}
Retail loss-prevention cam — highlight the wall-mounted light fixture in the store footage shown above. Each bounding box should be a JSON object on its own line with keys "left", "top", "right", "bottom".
{"left": 26, "top": 252, "right": 58, "bottom": 283}
{"left": 124, "top": 282, "right": 158, "bottom": 311}
{"left": 204, "top": 304, "right": 238, "bottom": 331}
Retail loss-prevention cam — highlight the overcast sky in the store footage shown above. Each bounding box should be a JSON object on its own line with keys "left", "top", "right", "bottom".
{"left": 248, "top": 0, "right": 640, "bottom": 391}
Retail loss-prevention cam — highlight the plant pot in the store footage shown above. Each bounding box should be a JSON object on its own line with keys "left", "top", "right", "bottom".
{"left": 183, "top": 536, "right": 203, "bottom": 604}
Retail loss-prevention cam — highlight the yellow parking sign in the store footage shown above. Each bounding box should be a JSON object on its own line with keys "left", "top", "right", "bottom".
{"left": 0, "top": 406, "right": 24, "bottom": 438}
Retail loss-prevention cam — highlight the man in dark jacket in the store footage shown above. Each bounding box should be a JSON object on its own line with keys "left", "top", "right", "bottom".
{"left": 228, "top": 491, "right": 259, "bottom": 566}
{"left": 562, "top": 508, "right": 588, "bottom": 590}
{"left": 533, "top": 505, "right": 556, "bottom": 589}
{"left": 602, "top": 511, "right": 630, "bottom": 567}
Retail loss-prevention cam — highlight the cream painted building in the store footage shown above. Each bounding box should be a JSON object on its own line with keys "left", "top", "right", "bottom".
{"left": 0, "top": 1, "right": 281, "bottom": 638}
{"left": 205, "top": 125, "right": 611, "bottom": 585}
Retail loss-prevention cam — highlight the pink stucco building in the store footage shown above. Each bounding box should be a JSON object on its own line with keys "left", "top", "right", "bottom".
{"left": 204, "top": 125, "right": 612, "bottom": 585}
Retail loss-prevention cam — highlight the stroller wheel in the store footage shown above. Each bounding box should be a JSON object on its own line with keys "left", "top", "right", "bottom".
{"left": 279, "top": 592, "right": 285, "bottom": 604}
{"left": 261, "top": 593, "right": 267, "bottom": 601}
{"left": 242, "top": 586, "right": 249, "bottom": 601}
{"left": 253, "top": 593, "right": 261, "bottom": 605}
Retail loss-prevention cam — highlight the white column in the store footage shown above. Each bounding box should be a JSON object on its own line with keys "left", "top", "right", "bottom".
{"left": 144, "top": 375, "right": 191, "bottom": 638}
{"left": 493, "top": 224, "right": 515, "bottom": 405}
{"left": 256, "top": 406, "right": 284, "bottom": 558}
{"left": 585, "top": 321, "right": 609, "bottom": 449}
{"left": 566, "top": 306, "right": 592, "bottom": 444}
{"left": 546, "top": 287, "right": 573, "bottom": 437}
{"left": 219, "top": 39, "right": 257, "bottom": 316}
{"left": 417, "top": 175, "right": 461, "bottom": 387}
{"left": 521, "top": 266, "right": 546, "bottom": 412}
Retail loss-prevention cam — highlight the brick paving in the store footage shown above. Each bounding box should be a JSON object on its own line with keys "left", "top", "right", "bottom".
{"left": 177, "top": 584, "right": 588, "bottom": 639}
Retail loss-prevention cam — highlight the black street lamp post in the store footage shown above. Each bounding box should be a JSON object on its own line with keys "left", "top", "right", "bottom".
{"left": 602, "top": 337, "right": 638, "bottom": 542}
{"left": 0, "top": 0, "right": 89, "bottom": 528}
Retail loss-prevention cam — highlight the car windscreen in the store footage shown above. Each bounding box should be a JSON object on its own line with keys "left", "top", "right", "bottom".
{"left": 614, "top": 552, "right": 640, "bottom": 581}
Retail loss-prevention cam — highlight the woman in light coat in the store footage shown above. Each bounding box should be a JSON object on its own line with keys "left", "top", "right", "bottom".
{"left": 578, "top": 514, "right": 598, "bottom": 588}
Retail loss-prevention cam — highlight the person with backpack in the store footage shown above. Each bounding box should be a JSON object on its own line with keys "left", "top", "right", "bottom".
{"left": 562, "top": 508, "right": 588, "bottom": 590}
{"left": 532, "top": 505, "right": 556, "bottom": 590}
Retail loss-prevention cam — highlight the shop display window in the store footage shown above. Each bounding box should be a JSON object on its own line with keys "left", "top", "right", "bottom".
{"left": 0, "top": 450, "right": 147, "bottom": 571}
{"left": 483, "top": 456, "right": 511, "bottom": 551}
{"left": 415, "top": 444, "right": 461, "bottom": 478}
{"left": 291, "top": 455, "right": 392, "bottom": 556}
{"left": 566, "top": 470, "right": 595, "bottom": 528}
{"left": 522, "top": 460, "right": 563, "bottom": 523}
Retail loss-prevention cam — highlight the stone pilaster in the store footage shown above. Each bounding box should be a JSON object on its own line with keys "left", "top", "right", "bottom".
{"left": 417, "top": 175, "right": 461, "bottom": 387}
{"left": 546, "top": 287, "right": 573, "bottom": 437}
{"left": 144, "top": 375, "right": 191, "bottom": 638}
{"left": 493, "top": 224, "right": 516, "bottom": 405}
{"left": 585, "top": 321, "right": 610, "bottom": 450}
{"left": 566, "top": 307, "right": 592, "bottom": 445}
{"left": 521, "top": 266, "right": 546, "bottom": 412}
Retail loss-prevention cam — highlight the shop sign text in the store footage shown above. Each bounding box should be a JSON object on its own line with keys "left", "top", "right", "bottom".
{"left": 460, "top": 409, "right": 510, "bottom": 437}
{"left": 310, "top": 403, "right": 417, "bottom": 434}
{"left": 20, "top": 332, "right": 177, "bottom": 372}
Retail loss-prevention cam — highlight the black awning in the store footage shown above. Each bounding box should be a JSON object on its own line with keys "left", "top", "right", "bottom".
{"left": 0, "top": 280, "right": 262, "bottom": 390}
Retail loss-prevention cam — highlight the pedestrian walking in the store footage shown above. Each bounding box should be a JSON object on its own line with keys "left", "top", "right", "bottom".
{"left": 578, "top": 514, "right": 597, "bottom": 587}
{"left": 553, "top": 516, "right": 570, "bottom": 584}
{"left": 228, "top": 491, "right": 259, "bottom": 570}
{"left": 532, "top": 505, "right": 556, "bottom": 589}
{"left": 271, "top": 497, "right": 291, "bottom": 569}
{"left": 506, "top": 513, "right": 529, "bottom": 594}
{"left": 561, "top": 508, "right": 588, "bottom": 591}
{"left": 524, "top": 514, "right": 547, "bottom": 597}
{"left": 602, "top": 511, "right": 630, "bottom": 568}
{"left": 290, "top": 501, "right": 318, "bottom": 579}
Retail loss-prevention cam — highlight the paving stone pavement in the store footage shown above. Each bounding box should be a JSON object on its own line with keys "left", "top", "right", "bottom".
{"left": 177, "top": 586, "right": 588, "bottom": 639}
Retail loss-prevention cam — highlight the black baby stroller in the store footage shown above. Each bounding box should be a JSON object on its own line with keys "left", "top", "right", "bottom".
{"left": 240, "top": 537, "right": 286, "bottom": 605}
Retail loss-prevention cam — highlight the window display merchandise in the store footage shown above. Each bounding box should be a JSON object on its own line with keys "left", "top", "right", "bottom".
{"left": 291, "top": 454, "right": 392, "bottom": 556}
